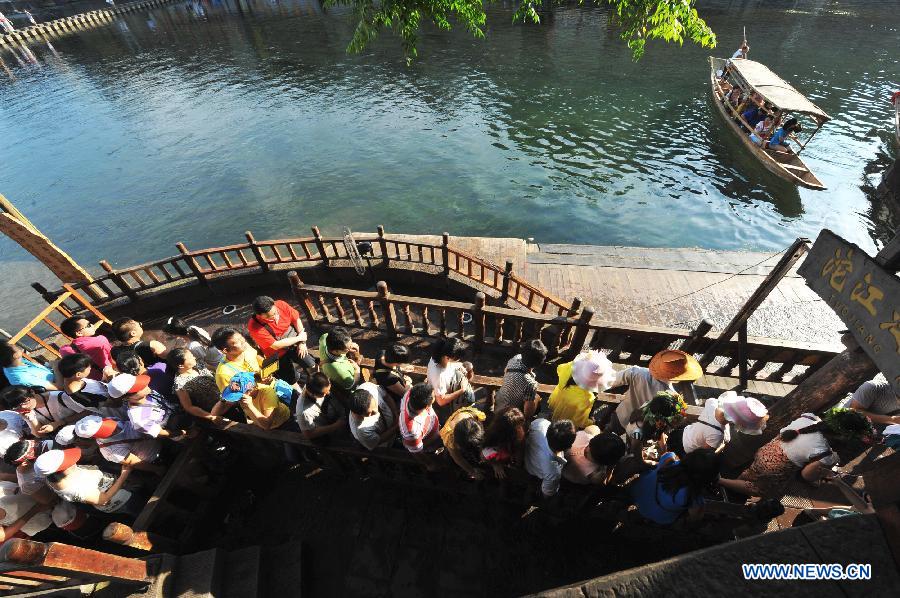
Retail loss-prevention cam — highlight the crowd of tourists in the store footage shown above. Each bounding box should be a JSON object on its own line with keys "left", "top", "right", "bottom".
{"left": 0, "top": 293, "right": 890, "bottom": 543}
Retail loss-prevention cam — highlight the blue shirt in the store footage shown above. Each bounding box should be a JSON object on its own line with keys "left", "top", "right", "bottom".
{"left": 3, "top": 358, "right": 55, "bottom": 387}
{"left": 742, "top": 107, "right": 762, "bottom": 127}
{"left": 629, "top": 452, "right": 702, "bottom": 525}
{"left": 769, "top": 127, "right": 788, "bottom": 146}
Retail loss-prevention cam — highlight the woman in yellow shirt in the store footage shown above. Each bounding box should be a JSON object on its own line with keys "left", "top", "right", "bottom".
{"left": 440, "top": 406, "right": 486, "bottom": 479}
{"left": 548, "top": 351, "right": 615, "bottom": 429}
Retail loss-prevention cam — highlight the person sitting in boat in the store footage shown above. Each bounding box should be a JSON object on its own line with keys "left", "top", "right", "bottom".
{"left": 750, "top": 114, "right": 776, "bottom": 145}
{"left": 725, "top": 86, "right": 743, "bottom": 107}
{"left": 741, "top": 103, "right": 765, "bottom": 130}
{"left": 765, "top": 117, "right": 802, "bottom": 152}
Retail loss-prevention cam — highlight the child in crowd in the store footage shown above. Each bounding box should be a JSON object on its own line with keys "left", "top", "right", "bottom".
{"left": 35, "top": 448, "right": 142, "bottom": 515}
{"left": 524, "top": 418, "right": 577, "bottom": 497}
{"left": 74, "top": 415, "right": 164, "bottom": 475}
{"left": 481, "top": 407, "right": 527, "bottom": 479}
{"left": 399, "top": 383, "right": 442, "bottom": 468}
{"left": 563, "top": 427, "right": 629, "bottom": 486}
{"left": 373, "top": 343, "right": 412, "bottom": 400}
{"left": 107, "top": 373, "right": 189, "bottom": 441}
{"left": 348, "top": 382, "right": 398, "bottom": 450}
{"left": 116, "top": 351, "right": 174, "bottom": 400}
{"left": 110, "top": 318, "right": 166, "bottom": 363}
{"left": 166, "top": 348, "right": 220, "bottom": 420}
{"left": 623, "top": 391, "right": 688, "bottom": 455}
{"left": 212, "top": 328, "right": 262, "bottom": 392}
{"left": 295, "top": 373, "right": 345, "bottom": 441}
{"left": 441, "top": 405, "right": 487, "bottom": 480}
{"left": 217, "top": 372, "right": 292, "bottom": 431}
{"left": 667, "top": 391, "right": 768, "bottom": 458}
{"left": 628, "top": 448, "right": 721, "bottom": 526}
{"left": 427, "top": 338, "right": 476, "bottom": 423}
{"left": 162, "top": 317, "right": 223, "bottom": 371}
{"left": 318, "top": 326, "right": 361, "bottom": 393}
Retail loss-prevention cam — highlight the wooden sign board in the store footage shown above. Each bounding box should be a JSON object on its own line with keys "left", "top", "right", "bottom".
{"left": 798, "top": 229, "right": 900, "bottom": 393}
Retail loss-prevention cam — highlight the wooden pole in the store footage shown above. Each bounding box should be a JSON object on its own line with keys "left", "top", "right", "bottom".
{"left": 312, "top": 226, "right": 328, "bottom": 268}
{"left": 99, "top": 260, "right": 137, "bottom": 302}
{"left": 176, "top": 242, "right": 209, "bottom": 288}
{"left": 700, "top": 237, "right": 810, "bottom": 367}
{"left": 442, "top": 232, "right": 451, "bottom": 276}
{"left": 473, "top": 292, "right": 486, "bottom": 352}
{"left": 0, "top": 193, "right": 94, "bottom": 285}
{"left": 499, "top": 260, "right": 514, "bottom": 304}
{"left": 377, "top": 281, "right": 398, "bottom": 337}
{"left": 566, "top": 306, "right": 595, "bottom": 358}
{"left": 377, "top": 225, "right": 388, "bottom": 267}
{"left": 288, "top": 271, "right": 319, "bottom": 326}
{"left": 245, "top": 231, "right": 269, "bottom": 273}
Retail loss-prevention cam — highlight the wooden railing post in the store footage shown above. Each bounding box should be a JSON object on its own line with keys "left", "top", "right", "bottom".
{"left": 566, "top": 296, "right": 583, "bottom": 318}
{"left": 102, "top": 522, "right": 177, "bottom": 553}
{"left": 99, "top": 260, "right": 137, "bottom": 302}
{"left": 377, "top": 225, "right": 389, "bottom": 266}
{"left": 377, "top": 281, "right": 398, "bottom": 337}
{"left": 737, "top": 322, "right": 749, "bottom": 391}
{"left": 288, "top": 271, "right": 320, "bottom": 326}
{"left": 499, "top": 260, "right": 514, "bottom": 304}
{"left": 62, "top": 284, "right": 111, "bottom": 324}
{"left": 474, "top": 292, "right": 486, "bottom": 352}
{"left": 245, "top": 230, "right": 269, "bottom": 273}
{"left": 312, "top": 226, "right": 329, "bottom": 268}
{"left": 176, "top": 242, "right": 209, "bottom": 288}
{"left": 442, "top": 232, "right": 451, "bottom": 276}
{"left": 566, "top": 306, "right": 595, "bottom": 357}
{"left": 30, "top": 283, "right": 58, "bottom": 304}
{"left": 680, "top": 318, "right": 714, "bottom": 354}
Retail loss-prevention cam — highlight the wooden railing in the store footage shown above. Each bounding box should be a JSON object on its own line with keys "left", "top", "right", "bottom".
{"left": 42, "top": 226, "right": 571, "bottom": 317}
{"left": 289, "top": 274, "right": 838, "bottom": 386}
{"left": 3, "top": 285, "right": 110, "bottom": 360}
{"left": 0, "top": 539, "right": 149, "bottom": 595}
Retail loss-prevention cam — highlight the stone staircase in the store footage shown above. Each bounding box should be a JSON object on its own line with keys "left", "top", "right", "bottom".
{"left": 98, "top": 542, "right": 304, "bottom": 598}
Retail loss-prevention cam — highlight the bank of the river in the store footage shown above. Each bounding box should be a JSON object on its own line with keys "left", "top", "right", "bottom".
{"left": 0, "top": 0, "right": 897, "bottom": 329}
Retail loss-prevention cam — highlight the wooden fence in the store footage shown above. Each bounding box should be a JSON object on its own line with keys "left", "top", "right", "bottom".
{"left": 40, "top": 227, "right": 572, "bottom": 316}
{"left": 288, "top": 274, "right": 838, "bottom": 386}
{"left": 2, "top": 285, "right": 110, "bottom": 359}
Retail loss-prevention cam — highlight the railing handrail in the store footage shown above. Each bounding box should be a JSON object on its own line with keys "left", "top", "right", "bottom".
{"left": 48, "top": 228, "right": 573, "bottom": 316}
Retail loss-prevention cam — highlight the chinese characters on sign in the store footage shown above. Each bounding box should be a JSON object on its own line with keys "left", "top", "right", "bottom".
{"left": 799, "top": 229, "right": 900, "bottom": 393}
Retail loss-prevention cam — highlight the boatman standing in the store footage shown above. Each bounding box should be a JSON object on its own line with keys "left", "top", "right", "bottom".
{"left": 732, "top": 41, "right": 750, "bottom": 60}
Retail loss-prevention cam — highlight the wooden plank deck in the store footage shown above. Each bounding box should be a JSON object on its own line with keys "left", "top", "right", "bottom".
{"left": 370, "top": 234, "right": 842, "bottom": 346}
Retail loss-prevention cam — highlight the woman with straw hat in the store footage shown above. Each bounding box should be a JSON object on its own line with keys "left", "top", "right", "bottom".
{"left": 606, "top": 349, "right": 703, "bottom": 436}
{"left": 547, "top": 351, "right": 616, "bottom": 429}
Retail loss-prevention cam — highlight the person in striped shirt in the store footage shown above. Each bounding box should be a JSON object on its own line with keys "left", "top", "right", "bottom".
{"left": 399, "top": 383, "right": 442, "bottom": 467}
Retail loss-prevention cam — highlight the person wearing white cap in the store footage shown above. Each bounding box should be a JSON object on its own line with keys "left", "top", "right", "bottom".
{"left": 670, "top": 391, "right": 769, "bottom": 457}
{"left": 51, "top": 500, "right": 106, "bottom": 540}
{"left": 3, "top": 439, "right": 56, "bottom": 504}
{"left": 0, "top": 493, "right": 52, "bottom": 542}
{"left": 55, "top": 424, "right": 99, "bottom": 461}
{"left": 547, "top": 351, "right": 616, "bottom": 429}
{"left": 74, "top": 415, "right": 162, "bottom": 474}
{"left": 107, "top": 373, "right": 187, "bottom": 441}
{"left": 35, "top": 448, "right": 140, "bottom": 514}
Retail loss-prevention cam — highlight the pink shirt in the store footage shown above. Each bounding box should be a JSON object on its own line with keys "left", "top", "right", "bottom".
{"left": 60, "top": 336, "right": 114, "bottom": 380}
{"left": 562, "top": 429, "right": 604, "bottom": 484}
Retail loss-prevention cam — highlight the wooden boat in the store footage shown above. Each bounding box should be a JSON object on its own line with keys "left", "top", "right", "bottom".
{"left": 709, "top": 57, "right": 830, "bottom": 190}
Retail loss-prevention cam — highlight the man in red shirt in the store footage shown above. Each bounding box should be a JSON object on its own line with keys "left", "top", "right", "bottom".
{"left": 247, "top": 296, "right": 315, "bottom": 388}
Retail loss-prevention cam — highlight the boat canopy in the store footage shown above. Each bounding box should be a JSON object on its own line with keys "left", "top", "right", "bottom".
{"left": 730, "top": 59, "right": 830, "bottom": 123}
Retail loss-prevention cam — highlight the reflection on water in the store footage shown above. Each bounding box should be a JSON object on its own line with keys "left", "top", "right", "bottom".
{"left": 0, "top": 0, "right": 898, "bottom": 328}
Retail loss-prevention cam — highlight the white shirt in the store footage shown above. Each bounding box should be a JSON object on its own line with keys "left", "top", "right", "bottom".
{"left": 0, "top": 494, "right": 52, "bottom": 537}
{"left": 613, "top": 367, "right": 674, "bottom": 428}
{"left": 524, "top": 419, "right": 567, "bottom": 496}
{"left": 681, "top": 398, "right": 725, "bottom": 454}
{"left": 348, "top": 383, "right": 393, "bottom": 450}
{"left": 732, "top": 48, "right": 746, "bottom": 59}
{"left": 0, "top": 410, "right": 30, "bottom": 437}
{"left": 780, "top": 414, "right": 836, "bottom": 468}
{"left": 426, "top": 359, "right": 465, "bottom": 396}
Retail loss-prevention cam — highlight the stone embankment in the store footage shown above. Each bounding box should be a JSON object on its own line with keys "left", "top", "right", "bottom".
{"left": 0, "top": 0, "right": 179, "bottom": 48}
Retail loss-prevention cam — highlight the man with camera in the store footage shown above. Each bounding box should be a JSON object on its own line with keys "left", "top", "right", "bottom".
{"left": 247, "top": 295, "right": 316, "bottom": 388}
